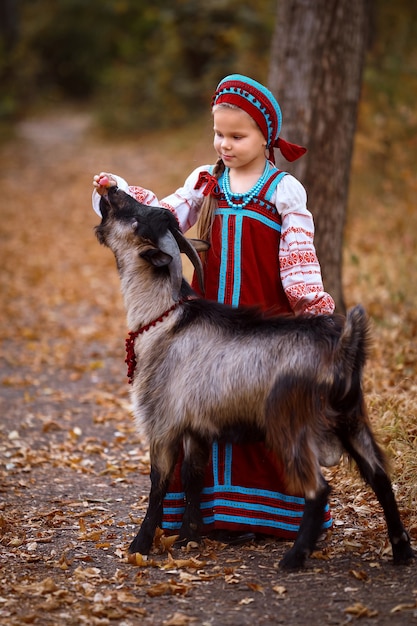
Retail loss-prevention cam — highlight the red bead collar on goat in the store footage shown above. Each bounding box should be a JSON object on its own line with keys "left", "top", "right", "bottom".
{"left": 124, "top": 300, "right": 182, "bottom": 384}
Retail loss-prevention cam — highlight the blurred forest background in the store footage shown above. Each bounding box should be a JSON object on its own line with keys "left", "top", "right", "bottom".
{"left": 0, "top": 0, "right": 277, "bottom": 132}
{"left": 0, "top": 0, "right": 416, "bottom": 137}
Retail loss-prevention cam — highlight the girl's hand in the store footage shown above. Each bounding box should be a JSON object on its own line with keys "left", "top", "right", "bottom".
{"left": 93, "top": 172, "right": 117, "bottom": 195}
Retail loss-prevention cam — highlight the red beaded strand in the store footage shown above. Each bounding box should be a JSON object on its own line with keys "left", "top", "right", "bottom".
{"left": 125, "top": 301, "right": 182, "bottom": 384}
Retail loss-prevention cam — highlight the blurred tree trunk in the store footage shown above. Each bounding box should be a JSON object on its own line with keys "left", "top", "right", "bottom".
{"left": 0, "top": 0, "right": 19, "bottom": 51}
{"left": 268, "top": 0, "right": 372, "bottom": 313}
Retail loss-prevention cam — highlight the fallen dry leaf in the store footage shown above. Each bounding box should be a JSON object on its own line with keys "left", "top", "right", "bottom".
{"left": 349, "top": 569, "right": 369, "bottom": 581}
{"left": 13, "top": 577, "right": 60, "bottom": 596}
{"left": 239, "top": 597, "right": 255, "bottom": 606}
{"left": 162, "top": 552, "right": 207, "bottom": 570}
{"left": 73, "top": 566, "right": 102, "bottom": 581}
{"left": 114, "top": 590, "right": 142, "bottom": 604}
{"left": 344, "top": 602, "right": 378, "bottom": 618}
{"left": 390, "top": 602, "right": 417, "bottom": 613}
{"left": 127, "top": 552, "right": 158, "bottom": 568}
{"left": 146, "top": 580, "right": 190, "bottom": 597}
{"left": 156, "top": 531, "right": 180, "bottom": 553}
{"left": 246, "top": 582, "right": 264, "bottom": 594}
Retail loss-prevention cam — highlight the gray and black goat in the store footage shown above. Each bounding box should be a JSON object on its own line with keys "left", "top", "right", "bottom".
{"left": 95, "top": 186, "right": 414, "bottom": 570}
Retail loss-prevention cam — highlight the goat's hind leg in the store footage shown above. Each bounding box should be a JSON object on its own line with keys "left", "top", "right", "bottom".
{"left": 344, "top": 424, "right": 414, "bottom": 565}
{"left": 177, "top": 433, "right": 211, "bottom": 546}
{"left": 280, "top": 477, "right": 331, "bottom": 570}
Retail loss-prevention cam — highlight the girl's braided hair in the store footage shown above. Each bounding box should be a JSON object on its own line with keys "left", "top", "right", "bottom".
{"left": 197, "top": 157, "right": 224, "bottom": 242}
{"left": 197, "top": 102, "right": 242, "bottom": 242}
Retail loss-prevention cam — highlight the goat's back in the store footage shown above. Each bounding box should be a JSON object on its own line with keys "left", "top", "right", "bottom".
{"left": 132, "top": 300, "right": 358, "bottom": 443}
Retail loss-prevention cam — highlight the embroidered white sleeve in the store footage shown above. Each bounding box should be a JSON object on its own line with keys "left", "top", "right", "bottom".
{"left": 274, "top": 175, "right": 335, "bottom": 316}
{"left": 127, "top": 186, "right": 160, "bottom": 206}
{"left": 159, "top": 165, "right": 211, "bottom": 232}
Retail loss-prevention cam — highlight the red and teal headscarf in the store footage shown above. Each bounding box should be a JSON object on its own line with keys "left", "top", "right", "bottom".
{"left": 212, "top": 74, "right": 306, "bottom": 163}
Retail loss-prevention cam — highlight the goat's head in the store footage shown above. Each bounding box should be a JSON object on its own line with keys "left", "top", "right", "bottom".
{"left": 95, "top": 186, "right": 208, "bottom": 301}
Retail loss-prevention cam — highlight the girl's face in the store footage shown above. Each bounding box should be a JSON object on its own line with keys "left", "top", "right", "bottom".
{"left": 213, "top": 106, "right": 267, "bottom": 173}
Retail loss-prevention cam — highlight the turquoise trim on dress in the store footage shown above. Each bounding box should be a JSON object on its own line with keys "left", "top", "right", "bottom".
{"left": 232, "top": 215, "right": 243, "bottom": 307}
{"left": 217, "top": 215, "right": 229, "bottom": 303}
{"left": 215, "top": 208, "right": 282, "bottom": 231}
{"left": 212, "top": 440, "right": 219, "bottom": 485}
{"left": 162, "top": 503, "right": 302, "bottom": 531}
{"left": 163, "top": 514, "right": 300, "bottom": 533}
{"left": 212, "top": 515, "right": 298, "bottom": 531}
{"left": 223, "top": 443, "right": 232, "bottom": 485}
{"left": 263, "top": 170, "right": 287, "bottom": 201}
{"left": 163, "top": 485, "right": 307, "bottom": 505}
{"left": 165, "top": 498, "right": 305, "bottom": 518}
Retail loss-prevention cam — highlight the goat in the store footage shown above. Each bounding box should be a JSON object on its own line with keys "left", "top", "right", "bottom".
{"left": 95, "top": 186, "right": 414, "bottom": 570}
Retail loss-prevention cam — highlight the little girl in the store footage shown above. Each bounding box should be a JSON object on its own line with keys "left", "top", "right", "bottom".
{"left": 93, "top": 74, "right": 335, "bottom": 543}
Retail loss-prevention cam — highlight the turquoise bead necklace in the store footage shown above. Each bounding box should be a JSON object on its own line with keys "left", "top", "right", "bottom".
{"left": 222, "top": 162, "right": 270, "bottom": 209}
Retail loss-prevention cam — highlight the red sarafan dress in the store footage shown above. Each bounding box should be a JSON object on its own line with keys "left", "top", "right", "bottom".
{"left": 109, "top": 161, "right": 335, "bottom": 538}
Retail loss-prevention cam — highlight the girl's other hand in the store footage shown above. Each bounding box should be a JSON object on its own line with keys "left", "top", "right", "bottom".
{"left": 93, "top": 172, "right": 117, "bottom": 195}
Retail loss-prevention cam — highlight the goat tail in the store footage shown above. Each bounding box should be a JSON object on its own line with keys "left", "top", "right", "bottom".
{"left": 333, "top": 304, "right": 371, "bottom": 400}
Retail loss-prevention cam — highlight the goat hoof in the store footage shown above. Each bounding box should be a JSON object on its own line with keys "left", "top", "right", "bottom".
{"left": 128, "top": 534, "right": 152, "bottom": 556}
{"left": 279, "top": 548, "right": 307, "bottom": 570}
{"left": 392, "top": 542, "right": 415, "bottom": 566}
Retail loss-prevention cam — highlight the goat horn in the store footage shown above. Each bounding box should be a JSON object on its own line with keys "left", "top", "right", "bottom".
{"left": 171, "top": 229, "right": 205, "bottom": 293}
{"left": 157, "top": 231, "right": 183, "bottom": 302}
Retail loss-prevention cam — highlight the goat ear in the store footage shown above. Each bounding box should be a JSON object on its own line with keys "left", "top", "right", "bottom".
{"left": 140, "top": 248, "right": 172, "bottom": 268}
{"left": 139, "top": 232, "right": 183, "bottom": 302}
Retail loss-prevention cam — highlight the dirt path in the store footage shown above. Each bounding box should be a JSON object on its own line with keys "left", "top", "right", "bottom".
{"left": 0, "top": 110, "right": 416, "bottom": 625}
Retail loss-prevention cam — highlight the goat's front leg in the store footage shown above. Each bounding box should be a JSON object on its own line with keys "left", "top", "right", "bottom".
{"left": 129, "top": 438, "right": 180, "bottom": 555}
{"left": 129, "top": 465, "right": 170, "bottom": 555}
{"left": 177, "top": 434, "right": 211, "bottom": 545}
{"left": 280, "top": 481, "right": 331, "bottom": 570}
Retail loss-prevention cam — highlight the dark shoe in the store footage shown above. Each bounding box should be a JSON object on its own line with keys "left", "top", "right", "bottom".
{"left": 209, "top": 530, "right": 257, "bottom": 545}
